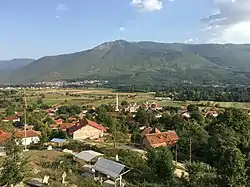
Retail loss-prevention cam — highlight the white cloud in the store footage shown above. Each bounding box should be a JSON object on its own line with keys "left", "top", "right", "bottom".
{"left": 119, "top": 27, "right": 125, "bottom": 31}
{"left": 131, "top": 0, "right": 164, "bottom": 12}
{"left": 56, "top": 3, "right": 69, "bottom": 11}
{"left": 56, "top": 15, "right": 61, "bottom": 19}
{"left": 201, "top": 0, "right": 250, "bottom": 43}
{"left": 184, "top": 38, "right": 199, "bottom": 44}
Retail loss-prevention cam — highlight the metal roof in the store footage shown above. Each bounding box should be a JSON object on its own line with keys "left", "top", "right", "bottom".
{"left": 93, "top": 157, "right": 125, "bottom": 179}
{"left": 50, "top": 138, "right": 66, "bottom": 143}
{"left": 74, "top": 150, "right": 103, "bottom": 162}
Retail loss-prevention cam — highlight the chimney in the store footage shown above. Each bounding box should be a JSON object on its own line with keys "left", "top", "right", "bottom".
{"left": 79, "top": 118, "right": 87, "bottom": 127}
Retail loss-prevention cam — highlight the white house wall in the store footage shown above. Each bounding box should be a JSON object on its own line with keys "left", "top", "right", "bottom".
{"left": 73, "top": 125, "right": 103, "bottom": 140}
{"left": 21, "top": 136, "right": 40, "bottom": 145}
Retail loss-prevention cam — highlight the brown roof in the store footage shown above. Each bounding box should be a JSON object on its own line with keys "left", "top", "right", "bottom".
{"left": 144, "top": 131, "right": 179, "bottom": 148}
{"left": 16, "top": 130, "right": 41, "bottom": 138}
{"left": 68, "top": 118, "right": 107, "bottom": 134}
{"left": 3, "top": 115, "right": 19, "bottom": 121}
{"left": 60, "top": 123, "right": 75, "bottom": 130}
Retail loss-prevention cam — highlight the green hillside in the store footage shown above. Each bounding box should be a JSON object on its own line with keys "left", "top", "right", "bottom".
{"left": 2, "top": 40, "right": 250, "bottom": 85}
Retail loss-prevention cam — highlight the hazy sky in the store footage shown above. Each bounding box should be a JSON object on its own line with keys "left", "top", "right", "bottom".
{"left": 1, "top": 0, "right": 250, "bottom": 59}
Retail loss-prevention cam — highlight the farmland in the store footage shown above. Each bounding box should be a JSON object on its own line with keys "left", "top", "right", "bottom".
{"left": 22, "top": 88, "right": 250, "bottom": 110}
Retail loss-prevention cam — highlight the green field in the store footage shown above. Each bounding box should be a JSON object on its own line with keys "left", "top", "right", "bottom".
{"left": 22, "top": 88, "right": 250, "bottom": 110}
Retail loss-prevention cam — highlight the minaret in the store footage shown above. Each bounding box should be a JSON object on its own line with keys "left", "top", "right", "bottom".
{"left": 115, "top": 93, "right": 119, "bottom": 112}
{"left": 24, "top": 88, "right": 28, "bottom": 151}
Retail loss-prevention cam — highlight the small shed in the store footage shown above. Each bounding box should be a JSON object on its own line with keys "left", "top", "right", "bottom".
{"left": 74, "top": 150, "right": 103, "bottom": 164}
{"left": 93, "top": 158, "right": 130, "bottom": 187}
{"left": 50, "top": 138, "right": 66, "bottom": 147}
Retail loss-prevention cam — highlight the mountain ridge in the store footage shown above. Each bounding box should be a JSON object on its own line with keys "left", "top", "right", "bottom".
{"left": 0, "top": 58, "right": 34, "bottom": 71}
{"left": 2, "top": 40, "right": 250, "bottom": 85}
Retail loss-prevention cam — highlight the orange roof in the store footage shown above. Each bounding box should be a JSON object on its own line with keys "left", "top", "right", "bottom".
{"left": 141, "top": 127, "right": 161, "bottom": 137}
{"left": 144, "top": 131, "right": 179, "bottom": 148}
{"left": 16, "top": 130, "right": 41, "bottom": 138}
{"left": 0, "top": 131, "right": 11, "bottom": 145}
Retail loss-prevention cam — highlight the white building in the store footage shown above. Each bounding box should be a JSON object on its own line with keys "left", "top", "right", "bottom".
{"left": 16, "top": 130, "right": 40, "bottom": 145}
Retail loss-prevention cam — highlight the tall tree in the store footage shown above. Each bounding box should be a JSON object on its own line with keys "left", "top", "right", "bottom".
{"left": 184, "top": 162, "right": 218, "bottom": 187}
{"left": 147, "top": 147, "right": 174, "bottom": 185}
{"left": 217, "top": 147, "right": 247, "bottom": 187}
{"left": 0, "top": 135, "right": 28, "bottom": 186}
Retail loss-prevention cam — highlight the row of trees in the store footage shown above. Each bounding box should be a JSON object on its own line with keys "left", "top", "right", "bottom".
{"left": 156, "top": 85, "right": 250, "bottom": 102}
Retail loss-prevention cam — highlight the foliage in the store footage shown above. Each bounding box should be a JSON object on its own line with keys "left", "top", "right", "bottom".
{"left": 57, "top": 105, "right": 82, "bottom": 115}
{"left": 0, "top": 135, "right": 29, "bottom": 186}
{"left": 121, "top": 100, "right": 129, "bottom": 106}
{"left": 95, "top": 106, "right": 112, "bottom": 126}
{"left": 37, "top": 98, "right": 43, "bottom": 105}
{"left": 147, "top": 147, "right": 174, "bottom": 185}
{"left": 50, "top": 129, "right": 67, "bottom": 139}
{"left": 50, "top": 154, "right": 77, "bottom": 172}
{"left": 155, "top": 85, "right": 250, "bottom": 102}
{"left": 0, "top": 120, "right": 14, "bottom": 132}
{"left": 187, "top": 104, "right": 199, "bottom": 113}
{"left": 35, "top": 123, "right": 52, "bottom": 142}
{"left": 5, "top": 106, "right": 15, "bottom": 116}
{"left": 184, "top": 162, "right": 218, "bottom": 187}
{"left": 43, "top": 116, "right": 56, "bottom": 125}
{"left": 135, "top": 107, "right": 149, "bottom": 126}
{"left": 216, "top": 147, "right": 247, "bottom": 187}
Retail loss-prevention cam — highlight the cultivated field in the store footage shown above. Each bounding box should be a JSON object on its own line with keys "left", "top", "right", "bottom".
{"left": 23, "top": 88, "right": 250, "bottom": 110}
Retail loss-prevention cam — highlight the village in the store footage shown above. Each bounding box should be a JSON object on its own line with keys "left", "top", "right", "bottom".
{"left": 0, "top": 88, "right": 227, "bottom": 187}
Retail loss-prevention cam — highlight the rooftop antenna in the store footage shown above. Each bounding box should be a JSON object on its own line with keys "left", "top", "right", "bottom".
{"left": 23, "top": 88, "right": 28, "bottom": 151}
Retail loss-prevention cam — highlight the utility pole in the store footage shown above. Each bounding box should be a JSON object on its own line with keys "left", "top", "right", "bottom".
{"left": 175, "top": 143, "right": 178, "bottom": 162}
{"left": 24, "top": 88, "right": 27, "bottom": 151}
{"left": 189, "top": 138, "right": 192, "bottom": 163}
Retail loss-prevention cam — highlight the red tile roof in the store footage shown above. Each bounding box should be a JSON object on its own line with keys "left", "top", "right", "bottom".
{"left": 0, "top": 131, "right": 11, "bottom": 145}
{"left": 16, "top": 130, "right": 41, "bottom": 139}
{"left": 141, "top": 127, "right": 161, "bottom": 137}
{"left": 87, "top": 119, "right": 107, "bottom": 131}
{"left": 68, "top": 119, "right": 107, "bottom": 134}
{"left": 144, "top": 131, "right": 179, "bottom": 148}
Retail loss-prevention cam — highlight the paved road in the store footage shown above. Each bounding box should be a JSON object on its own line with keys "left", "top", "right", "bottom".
{"left": 118, "top": 145, "right": 146, "bottom": 154}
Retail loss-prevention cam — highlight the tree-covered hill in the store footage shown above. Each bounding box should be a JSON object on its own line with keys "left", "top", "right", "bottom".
{"left": 2, "top": 40, "right": 250, "bottom": 85}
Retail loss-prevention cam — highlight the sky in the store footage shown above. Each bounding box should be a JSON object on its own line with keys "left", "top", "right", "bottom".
{"left": 1, "top": 0, "right": 250, "bottom": 59}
